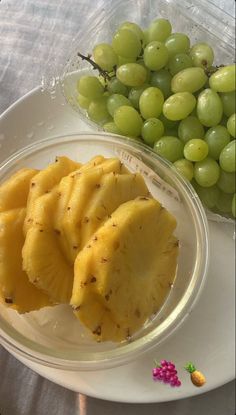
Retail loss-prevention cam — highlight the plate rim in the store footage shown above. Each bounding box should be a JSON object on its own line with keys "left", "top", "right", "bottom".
{"left": 0, "top": 86, "right": 235, "bottom": 403}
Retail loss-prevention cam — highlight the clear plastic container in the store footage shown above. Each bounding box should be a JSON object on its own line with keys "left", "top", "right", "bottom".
{"left": 57, "top": 0, "right": 235, "bottom": 224}
{"left": 59, "top": 0, "right": 234, "bottom": 116}
{"left": 0, "top": 133, "right": 209, "bottom": 370}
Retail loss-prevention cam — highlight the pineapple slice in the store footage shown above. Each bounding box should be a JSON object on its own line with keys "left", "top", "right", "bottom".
{"left": 22, "top": 156, "right": 120, "bottom": 301}
{"left": 0, "top": 168, "right": 38, "bottom": 212}
{"left": 22, "top": 189, "right": 73, "bottom": 304}
{"left": 61, "top": 158, "right": 128, "bottom": 263}
{"left": 60, "top": 168, "right": 104, "bottom": 263}
{"left": 78, "top": 155, "right": 105, "bottom": 171}
{"left": 0, "top": 208, "right": 51, "bottom": 312}
{"left": 53, "top": 155, "right": 106, "bottom": 230}
{"left": 80, "top": 172, "right": 150, "bottom": 248}
{"left": 71, "top": 197, "right": 178, "bottom": 342}
{"left": 23, "top": 156, "right": 81, "bottom": 234}
{"left": 22, "top": 228, "right": 73, "bottom": 304}
{"left": 151, "top": 235, "right": 179, "bottom": 311}
{"left": 53, "top": 155, "right": 108, "bottom": 258}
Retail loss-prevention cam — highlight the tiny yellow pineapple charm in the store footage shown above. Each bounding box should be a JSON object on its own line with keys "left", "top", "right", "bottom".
{"left": 185, "top": 362, "right": 206, "bottom": 387}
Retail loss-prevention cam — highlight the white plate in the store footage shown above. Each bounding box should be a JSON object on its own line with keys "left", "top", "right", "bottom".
{"left": 0, "top": 86, "right": 235, "bottom": 403}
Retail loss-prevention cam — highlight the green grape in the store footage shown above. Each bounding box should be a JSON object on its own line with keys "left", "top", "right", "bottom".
{"left": 216, "top": 190, "right": 233, "bottom": 213}
{"left": 190, "top": 106, "right": 198, "bottom": 117}
{"left": 116, "top": 63, "right": 147, "bottom": 86}
{"left": 103, "top": 121, "right": 123, "bottom": 135}
{"left": 77, "top": 76, "right": 104, "bottom": 100}
{"left": 173, "top": 159, "right": 194, "bottom": 181}
{"left": 141, "top": 118, "right": 164, "bottom": 145}
{"left": 168, "top": 53, "right": 193, "bottom": 76}
{"left": 232, "top": 194, "right": 236, "bottom": 217}
{"left": 194, "top": 183, "right": 220, "bottom": 209}
{"left": 114, "top": 105, "right": 143, "bottom": 137}
{"left": 189, "top": 43, "right": 214, "bottom": 68}
{"left": 139, "top": 87, "right": 164, "bottom": 119}
{"left": 171, "top": 67, "right": 207, "bottom": 93}
{"left": 193, "top": 87, "right": 205, "bottom": 100}
{"left": 93, "top": 43, "right": 118, "bottom": 72}
{"left": 197, "top": 88, "right": 223, "bottom": 127}
{"left": 136, "top": 59, "right": 151, "bottom": 83}
{"left": 165, "top": 33, "right": 190, "bottom": 57}
{"left": 77, "top": 94, "right": 91, "bottom": 109}
{"left": 150, "top": 69, "right": 172, "bottom": 98}
{"left": 148, "top": 18, "right": 172, "bottom": 42}
{"left": 118, "top": 55, "right": 136, "bottom": 66}
{"left": 107, "top": 77, "right": 128, "bottom": 96}
{"left": 184, "top": 138, "right": 209, "bottom": 162}
{"left": 194, "top": 157, "right": 220, "bottom": 187}
{"left": 107, "top": 94, "right": 132, "bottom": 117}
{"left": 164, "top": 128, "right": 178, "bottom": 137}
{"left": 143, "top": 29, "right": 150, "bottom": 45}
{"left": 227, "top": 113, "right": 236, "bottom": 138}
{"left": 217, "top": 169, "right": 235, "bottom": 194}
{"left": 178, "top": 116, "right": 205, "bottom": 143}
{"left": 112, "top": 28, "right": 141, "bottom": 58}
{"left": 163, "top": 92, "right": 196, "bottom": 121}
{"left": 220, "top": 115, "right": 229, "bottom": 127}
{"left": 220, "top": 91, "right": 235, "bottom": 117}
{"left": 154, "top": 136, "right": 184, "bottom": 162}
{"left": 119, "top": 21, "right": 144, "bottom": 43}
{"left": 143, "top": 41, "right": 169, "bottom": 71}
{"left": 219, "top": 140, "right": 236, "bottom": 172}
{"left": 87, "top": 96, "right": 111, "bottom": 125}
{"left": 128, "top": 84, "right": 149, "bottom": 109}
{"left": 159, "top": 113, "right": 178, "bottom": 129}
{"left": 209, "top": 65, "right": 236, "bottom": 92}
{"left": 205, "top": 125, "right": 230, "bottom": 160}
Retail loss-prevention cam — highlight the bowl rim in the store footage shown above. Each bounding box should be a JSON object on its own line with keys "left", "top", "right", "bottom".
{"left": 0, "top": 132, "right": 209, "bottom": 370}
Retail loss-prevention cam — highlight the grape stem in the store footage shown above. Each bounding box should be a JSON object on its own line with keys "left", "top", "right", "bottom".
{"left": 154, "top": 359, "right": 160, "bottom": 367}
{"left": 205, "top": 64, "right": 225, "bottom": 77}
{"left": 77, "top": 52, "right": 112, "bottom": 81}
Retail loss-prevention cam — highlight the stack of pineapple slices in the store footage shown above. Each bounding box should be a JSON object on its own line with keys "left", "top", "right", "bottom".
{"left": 0, "top": 155, "right": 179, "bottom": 342}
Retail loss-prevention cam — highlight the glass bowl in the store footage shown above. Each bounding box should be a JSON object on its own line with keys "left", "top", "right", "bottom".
{"left": 0, "top": 133, "right": 209, "bottom": 370}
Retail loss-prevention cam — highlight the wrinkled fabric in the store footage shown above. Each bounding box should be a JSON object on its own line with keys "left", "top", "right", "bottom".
{"left": 0, "top": 0, "right": 105, "bottom": 114}
{"left": 0, "top": 346, "right": 235, "bottom": 415}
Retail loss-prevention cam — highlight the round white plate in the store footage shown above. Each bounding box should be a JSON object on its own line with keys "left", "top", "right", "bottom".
{"left": 0, "top": 86, "right": 235, "bottom": 403}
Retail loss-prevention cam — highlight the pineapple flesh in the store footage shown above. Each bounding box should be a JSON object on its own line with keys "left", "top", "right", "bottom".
{"left": 0, "top": 208, "right": 51, "bottom": 312}
{"left": 0, "top": 154, "right": 179, "bottom": 339}
{"left": 0, "top": 168, "right": 38, "bottom": 212}
{"left": 60, "top": 158, "right": 128, "bottom": 263}
{"left": 23, "top": 156, "right": 81, "bottom": 235}
{"left": 22, "top": 157, "right": 122, "bottom": 302}
{"left": 53, "top": 156, "right": 108, "bottom": 260}
{"left": 80, "top": 172, "right": 150, "bottom": 248}
{"left": 22, "top": 188, "right": 73, "bottom": 304}
{"left": 71, "top": 197, "right": 178, "bottom": 342}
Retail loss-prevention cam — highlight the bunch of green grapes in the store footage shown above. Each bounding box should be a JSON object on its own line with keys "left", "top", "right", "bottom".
{"left": 75, "top": 18, "right": 236, "bottom": 218}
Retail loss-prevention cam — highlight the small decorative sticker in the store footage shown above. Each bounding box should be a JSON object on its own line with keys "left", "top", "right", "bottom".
{"left": 152, "top": 359, "right": 181, "bottom": 387}
{"left": 185, "top": 362, "right": 206, "bottom": 387}
{"left": 116, "top": 149, "right": 181, "bottom": 203}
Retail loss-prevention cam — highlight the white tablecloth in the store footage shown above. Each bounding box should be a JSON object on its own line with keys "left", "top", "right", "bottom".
{"left": 0, "top": 1, "right": 235, "bottom": 414}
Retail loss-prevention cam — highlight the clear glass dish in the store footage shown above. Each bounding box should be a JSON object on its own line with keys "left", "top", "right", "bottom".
{"left": 0, "top": 133, "right": 209, "bottom": 370}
